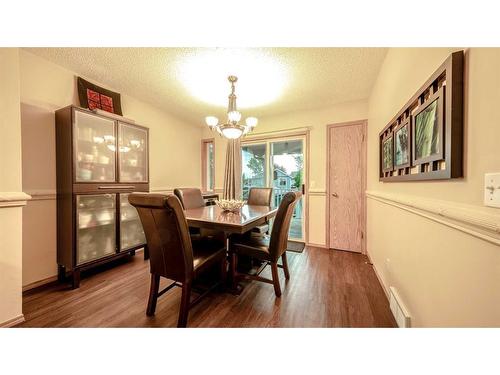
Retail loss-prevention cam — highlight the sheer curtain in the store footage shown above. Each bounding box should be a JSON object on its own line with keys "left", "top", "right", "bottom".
{"left": 223, "top": 138, "right": 242, "bottom": 200}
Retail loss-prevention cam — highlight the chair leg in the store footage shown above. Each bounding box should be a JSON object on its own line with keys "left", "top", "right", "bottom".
{"left": 178, "top": 281, "right": 192, "bottom": 328}
{"left": 231, "top": 252, "right": 238, "bottom": 291}
{"left": 270, "top": 262, "right": 282, "bottom": 297}
{"left": 146, "top": 274, "right": 160, "bottom": 316}
{"left": 282, "top": 252, "right": 290, "bottom": 280}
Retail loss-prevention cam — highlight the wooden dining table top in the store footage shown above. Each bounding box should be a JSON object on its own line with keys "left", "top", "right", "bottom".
{"left": 184, "top": 204, "right": 278, "bottom": 234}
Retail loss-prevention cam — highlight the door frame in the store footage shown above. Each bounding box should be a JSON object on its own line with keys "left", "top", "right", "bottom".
{"left": 242, "top": 129, "right": 310, "bottom": 243}
{"left": 201, "top": 137, "right": 215, "bottom": 192}
{"left": 326, "top": 120, "right": 367, "bottom": 253}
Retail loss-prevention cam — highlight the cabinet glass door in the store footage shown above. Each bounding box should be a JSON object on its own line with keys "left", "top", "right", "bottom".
{"left": 119, "top": 193, "right": 146, "bottom": 251}
{"left": 74, "top": 110, "right": 116, "bottom": 182}
{"left": 118, "top": 122, "right": 148, "bottom": 182}
{"left": 76, "top": 194, "right": 117, "bottom": 265}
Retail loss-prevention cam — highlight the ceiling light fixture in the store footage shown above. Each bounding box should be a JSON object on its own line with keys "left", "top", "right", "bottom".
{"left": 205, "top": 76, "right": 258, "bottom": 140}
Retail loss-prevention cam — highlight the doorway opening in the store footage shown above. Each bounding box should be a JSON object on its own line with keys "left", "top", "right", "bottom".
{"left": 241, "top": 135, "right": 307, "bottom": 242}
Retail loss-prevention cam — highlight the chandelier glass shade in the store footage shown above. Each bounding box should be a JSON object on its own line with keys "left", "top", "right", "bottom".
{"left": 205, "top": 76, "right": 258, "bottom": 139}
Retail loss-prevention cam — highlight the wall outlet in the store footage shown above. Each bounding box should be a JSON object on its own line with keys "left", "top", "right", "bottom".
{"left": 484, "top": 173, "right": 500, "bottom": 208}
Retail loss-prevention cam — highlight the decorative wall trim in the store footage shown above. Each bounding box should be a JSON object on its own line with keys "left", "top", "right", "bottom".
{"left": 367, "top": 190, "right": 500, "bottom": 246}
{"left": 150, "top": 187, "right": 224, "bottom": 195}
{"left": 0, "top": 314, "right": 25, "bottom": 328}
{"left": 245, "top": 127, "right": 311, "bottom": 140}
{"left": 0, "top": 192, "right": 32, "bottom": 208}
{"left": 149, "top": 187, "right": 174, "bottom": 194}
{"left": 366, "top": 251, "right": 390, "bottom": 299}
{"left": 24, "top": 189, "right": 56, "bottom": 201}
{"left": 22, "top": 275, "right": 58, "bottom": 292}
{"left": 27, "top": 187, "right": 225, "bottom": 197}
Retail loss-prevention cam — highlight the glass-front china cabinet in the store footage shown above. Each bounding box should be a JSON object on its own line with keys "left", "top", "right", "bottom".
{"left": 55, "top": 106, "right": 149, "bottom": 288}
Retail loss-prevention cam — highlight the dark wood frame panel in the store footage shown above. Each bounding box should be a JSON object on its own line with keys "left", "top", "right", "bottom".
{"left": 379, "top": 50, "right": 464, "bottom": 182}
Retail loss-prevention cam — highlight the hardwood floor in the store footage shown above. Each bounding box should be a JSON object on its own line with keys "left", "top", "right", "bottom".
{"left": 19, "top": 246, "right": 396, "bottom": 328}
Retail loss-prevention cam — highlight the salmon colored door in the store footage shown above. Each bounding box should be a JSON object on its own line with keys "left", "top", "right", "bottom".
{"left": 328, "top": 121, "right": 366, "bottom": 253}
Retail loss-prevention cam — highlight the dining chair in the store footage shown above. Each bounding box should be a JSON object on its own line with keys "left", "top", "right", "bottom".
{"left": 247, "top": 187, "right": 273, "bottom": 236}
{"left": 174, "top": 188, "right": 224, "bottom": 241}
{"left": 129, "top": 193, "right": 227, "bottom": 328}
{"left": 230, "top": 191, "right": 301, "bottom": 297}
{"left": 173, "top": 188, "right": 206, "bottom": 209}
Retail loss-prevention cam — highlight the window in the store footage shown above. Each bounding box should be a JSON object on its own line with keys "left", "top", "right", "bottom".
{"left": 202, "top": 139, "right": 215, "bottom": 192}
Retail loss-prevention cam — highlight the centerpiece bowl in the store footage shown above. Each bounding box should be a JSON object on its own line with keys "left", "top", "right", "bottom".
{"left": 215, "top": 199, "right": 246, "bottom": 212}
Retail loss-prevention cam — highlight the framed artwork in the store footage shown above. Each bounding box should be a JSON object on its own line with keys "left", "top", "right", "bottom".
{"left": 412, "top": 87, "right": 444, "bottom": 165}
{"left": 382, "top": 133, "right": 394, "bottom": 172}
{"left": 378, "top": 51, "right": 463, "bottom": 182}
{"left": 77, "top": 77, "right": 123, "bottom": 116}
{"left": 393, "top": 117, "right": 411, "bottom": 168}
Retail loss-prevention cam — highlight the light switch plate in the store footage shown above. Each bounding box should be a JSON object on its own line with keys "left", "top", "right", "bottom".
{"left": 484, "top": 173, "right": 500, "bottom": 208}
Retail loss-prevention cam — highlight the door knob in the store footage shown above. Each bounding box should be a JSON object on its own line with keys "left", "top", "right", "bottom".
{"left": 332, "top": 192, "right": 338, "bottom": 197}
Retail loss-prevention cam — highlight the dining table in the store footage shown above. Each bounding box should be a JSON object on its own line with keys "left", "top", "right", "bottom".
{"left": 184, "top": 204, "right": 278, "bottom": 235}
{"left": 184, "top": 204, "right": 278, "bottom": 293}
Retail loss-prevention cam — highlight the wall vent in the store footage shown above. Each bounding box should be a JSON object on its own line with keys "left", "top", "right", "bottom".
{"left": 389, "top": 287, "right": 411, "bottom": 328}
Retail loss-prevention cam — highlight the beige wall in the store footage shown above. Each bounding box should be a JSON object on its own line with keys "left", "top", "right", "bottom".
{"left": 0, "top": 48, "right": 25, "bottom": 326}
{"left": 20, "top": 50, "right": 203, "bottom": 287}
{"left": 366, "top": 48, "right": 500, "bottom": 326}
{"left": 204, "top": 100, "right": 368, "bottom": 245}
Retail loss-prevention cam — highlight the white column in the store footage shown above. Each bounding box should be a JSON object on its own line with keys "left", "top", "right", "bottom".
{"left": 0, "top": 48, "right": 30, "bottom": 327}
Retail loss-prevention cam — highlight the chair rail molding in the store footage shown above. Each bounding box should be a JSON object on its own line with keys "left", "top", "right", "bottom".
{"left": 24, "top": 189, "right": 56, "bottom": 201}
{"left": 150, "top": 187, "right": 174, "bottom": 194}
{"left": 366, "top": 190, "right": 500, "bottom": 246}
{"left": 0, "top": 191, "right": 32, "bottom": 208}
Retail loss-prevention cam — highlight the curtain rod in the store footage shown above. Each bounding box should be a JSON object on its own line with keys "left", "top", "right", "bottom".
{"left": 247, "top": 126, "right": 312, "bottom": 137}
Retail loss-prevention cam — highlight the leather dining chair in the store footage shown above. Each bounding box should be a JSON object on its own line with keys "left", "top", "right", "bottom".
{"left": 173, "top": 188, "right": 206, "bottom": 209}
{"left": 230, "top": 191, "right": 301, "bottom": 297}
{"left": 129, "top": 193, "right": 227, "bottom": 328}
{"left": 247, "top": 187, "right": 273, "bottom": 236}
{"left": 173, "top": 188, "right": 224, "bottom": 241}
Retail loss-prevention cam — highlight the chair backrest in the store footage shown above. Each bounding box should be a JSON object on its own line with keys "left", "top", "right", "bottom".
{"left": 128, "top": 193, "right": 194, "bottom": 281}
{"left": 173, "top": 188, "right": 206, "bottom": 209}
{"left": 268, "top": 191, "right": 302, "bottom": 261}
{"left": 247, "top": 187, "right": 273, "bottom": 206}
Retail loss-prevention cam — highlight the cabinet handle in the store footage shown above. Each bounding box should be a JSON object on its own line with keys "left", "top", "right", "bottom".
{"left": 98, "top": 185, "right": 135, "bottom": 190}
{"left": 331, "top": 192, "right": 338, "bottom": 197}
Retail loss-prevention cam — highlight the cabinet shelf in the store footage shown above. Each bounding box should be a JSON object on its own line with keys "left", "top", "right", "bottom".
{"left": 78, "top": 221, "right": 115, "bottom": 230}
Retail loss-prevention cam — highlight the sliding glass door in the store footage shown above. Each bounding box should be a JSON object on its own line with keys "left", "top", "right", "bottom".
{"left": 241, "top": 136, "right": 306, "bottom": 241}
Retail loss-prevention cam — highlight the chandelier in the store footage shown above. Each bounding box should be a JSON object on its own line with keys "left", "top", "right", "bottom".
{"left": 205, "top": 75, "right": 258, "bottom": 139}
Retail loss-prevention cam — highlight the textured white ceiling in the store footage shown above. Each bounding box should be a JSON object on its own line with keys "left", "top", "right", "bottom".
{"left": 25, "top": 47, "right": 387, "bottom": 125}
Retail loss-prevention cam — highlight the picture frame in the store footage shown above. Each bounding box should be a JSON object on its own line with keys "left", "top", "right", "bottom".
{"left": 77, "top": 77, "right": 123, "bottom": 116}
{"left": 381, "top": 132, "right": 394, "bottom": 172}
{"left": 412, "top": 86, "right": 445, "bottom": 166}
{"left": 378, "top": 51, "right": 463, "bottom": 182}
{"left": 393, "top": 117, "right": 411, "bottom": 169}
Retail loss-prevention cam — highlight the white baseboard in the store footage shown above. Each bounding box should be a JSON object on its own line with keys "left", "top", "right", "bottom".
{"left": 306, "top": 242, "right": 328, "bottom": 249}
{"left": 0, "top": 314, "right": 25, "bottom": 328}
{"left": 22, "top": 248, "right": 145, "bottom": 292}
{"left": 366, "top": 251, "right": 390, "bottom": 300}
{"left": 23, "top": 275, "right": 58, "bottom": 292}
